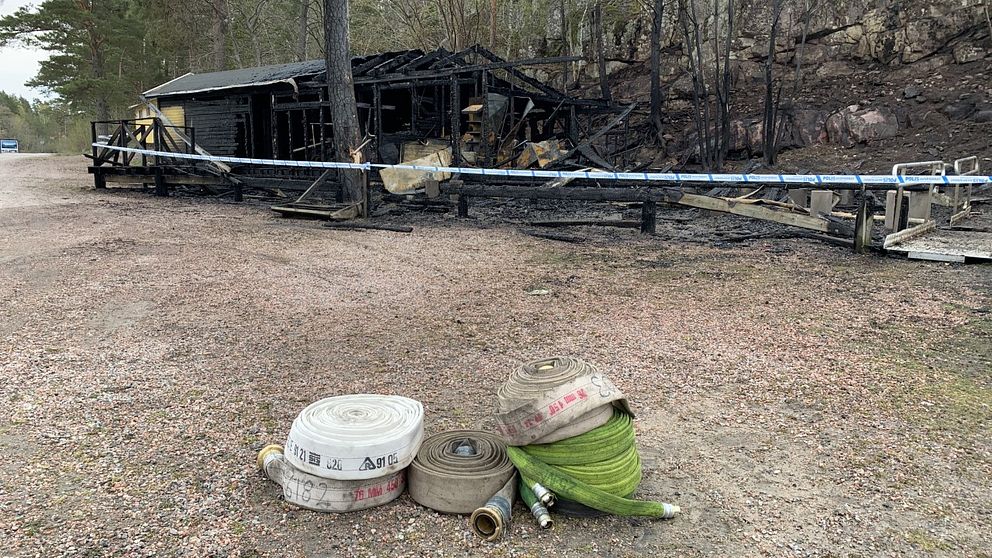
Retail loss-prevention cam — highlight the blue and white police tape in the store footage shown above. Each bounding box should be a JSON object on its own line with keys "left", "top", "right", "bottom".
{"left": 92, "top": 143, "right": 992, "bottom": 186}
{"left": 92, "top": 144, "right": 370, "bottom": 170}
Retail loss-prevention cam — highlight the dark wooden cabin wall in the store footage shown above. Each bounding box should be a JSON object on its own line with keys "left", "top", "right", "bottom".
{"left": 179, "top": 96, "right": 251, "bottom": 157}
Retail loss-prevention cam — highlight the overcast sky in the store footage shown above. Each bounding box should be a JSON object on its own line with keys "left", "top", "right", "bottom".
{"left": 0, "top": 0, "right": 50, "bottom": 101}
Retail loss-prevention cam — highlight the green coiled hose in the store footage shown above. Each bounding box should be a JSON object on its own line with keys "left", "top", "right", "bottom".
{"left": 508, "top": 410, "right": 679, "bottom": 519}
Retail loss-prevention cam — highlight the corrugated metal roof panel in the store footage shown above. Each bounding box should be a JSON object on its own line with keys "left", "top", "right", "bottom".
{"left": 143, "top": 60, "right": 327, "bottom": 98}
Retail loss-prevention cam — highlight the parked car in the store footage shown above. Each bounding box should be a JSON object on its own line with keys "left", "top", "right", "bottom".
{"left": 0, "top": 138, "right": 19, "bottom": 153}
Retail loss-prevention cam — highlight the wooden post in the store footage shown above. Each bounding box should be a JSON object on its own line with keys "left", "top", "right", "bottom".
{"left": 640, "top": 200, "right": 657, "bottom": 234}
{"left": 424, "top": 179, "right": 440, "bottom": 199}
{"left": 286, "top": 111, "right": 294, "bottom": 158}
{"left": 884, "top": 190, "right": 897, "bottom": 231}
{"left": 91, "top": 121, "right": 100, "bottom": 165}
{"left": 139, "top": 124, "right": 147, "bottom": 168}
{"left": 374, "top": 84, "right": 383, "bottom": 162}
{"left": 457, "top": 195, "right": 469, "bottom": 218}
{"left": 153, "top": 118, "right": 163, "bottom": 168}
{"left": 410, "top": 84, "right": 418, "bottom": 135}
{"left": 319, "top": 88, "right": 327, "bottom": 161}
{"left": 853, "top": 186, "right": 871, "bottom": 254}
{"left": 449, "top": 74, "right": 461, "bottom": 165}
{"left": 271, "top": 94, "right": 279, "bottom": 158}
{"left": 301, "top": 104, "right": 310, "bottom": 160}
{"left": 189, "top": 127, "right": 197, "bottom": 162}
{"left": 788, "top": 188, "right": 810, "bottom": 208}
{"left": 118, "top": 120, "right": 127, "bottom": 165}
{"left": 480, "top": 70, "right": 491, "bottom": 167}
{"left": 892, "top": 185, "right": 905, "bottom": 232}
{"left": 907, "top": 190, "right": 932, "bottom": 223}
{"left": 154, "top": 167, "right": 167, "bottom": 197}
{"left": 809, "top": 190, "right": 834, "bottom": 217}
{"left": 568, "top": 105, "right": 579, "bottom": 144}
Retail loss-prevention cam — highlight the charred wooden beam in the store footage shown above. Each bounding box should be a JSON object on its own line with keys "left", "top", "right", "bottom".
{"left": 397, "top": 49, "right": 450, "bottom": 73}
{"left": 353, "top": 55, "right": 583, "bottom": 86}
{"left": 372, "top": 51, "right": 423, "bottom": 76}
{"left": 547, "top": 104, "right": 636, "bottom": 169}
{"left": 352, "top": 52, "right": 395, "bottom": 76}
{"left": 471, "top": 45, "right": 567, "bottom": 99}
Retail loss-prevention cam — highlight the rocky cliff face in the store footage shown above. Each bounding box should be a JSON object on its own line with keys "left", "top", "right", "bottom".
{"left": 563, "top": 0, "right": 991, "bottom": 158}
{"left": 577, "top": 0, "right": 990, "bottom": 80}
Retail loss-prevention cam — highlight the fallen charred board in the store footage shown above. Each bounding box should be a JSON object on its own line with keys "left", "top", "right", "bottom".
{"left": 529, "top": 219, "right": 641, "bottom": 229}
{"left": 271, "top": 202, "right": 361, "bottom": 220}
{"left": 442, "top": 182, "right": 662, "bottom": 233}
{"left": 442, "top": 182, "right": 854, "bottom": 237}
{"left": 322, "top": 222, "right": 414, "bottom": 233}
{"left": 442, "top": 182, "right": 666, "bottom": 202}
{"left": 520, "top": 229, "right": 586, "bottom": 243}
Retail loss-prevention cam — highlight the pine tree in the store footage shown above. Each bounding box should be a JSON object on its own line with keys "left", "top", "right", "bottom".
{"left": 0, "top": 1, "right": 157, "bottom": 121}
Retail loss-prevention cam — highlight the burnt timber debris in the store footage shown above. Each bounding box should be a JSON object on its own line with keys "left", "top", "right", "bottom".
{"left": 86, "top": 46, "right": 991, "bottom": 260}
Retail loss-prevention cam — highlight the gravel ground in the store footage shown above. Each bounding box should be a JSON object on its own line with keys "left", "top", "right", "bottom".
{"left": 1, "top": 154, "right": 990, "bottom": 558}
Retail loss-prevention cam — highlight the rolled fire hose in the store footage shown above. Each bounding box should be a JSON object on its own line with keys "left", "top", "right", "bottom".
{"left": 408, "top": 430, "right": 516, "bottom": 514}
{"left": 258, "top": 445, "right": 406, "bottom": 512}
{"left": 507, "top": 410, "right": 680, "bottom": 519}
{"left": 469, "top": 475, "right": 517, "bottom": 541}
{"left": 285, "top": 394, "right": 424, "bottom": 480}
{"left": 495, "top": 356, "right": 633, "bottom": 445}
{"left": 518, "top": 479, "right": 553, "bottom": 529}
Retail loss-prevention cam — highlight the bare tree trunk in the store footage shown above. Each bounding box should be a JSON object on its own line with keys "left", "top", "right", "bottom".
{"left": 80, "top": 1, "right": 110, "bottom": 123}
{"left": 298, "top": 0, "right": 310, "bottom": 61}
{"left": 793, "top": 1, "right": 817, "bottom": 93}
{"left": 986, "top": 2, "right": 992, "bottom": 41}
{"left": 211, "top": 0, "right": 229, "bottom": 71}
{"left": 489, "top": 0, "right": 498, "bottom": 49}
{"left": 762, "top": 0, "right": 784, "bottom": 166}
{"left": 679, "top": 0, "right": 706, "bottom": 168}
{"left": 561, "top": 0, "right": 570, "bottom": 91}
{"left": 649, "top": 0, "right": 664, "bottom": 140}
{"left": 718, "top": 0, "right": 734, "bottom": 169}
{"left": 594, "top": 2, "right": 611, "bottom": 101}
{"left": 324, "top": 0, "right": 366, "bottom": 210}
{"left": 686, "top": 0, "right": 712, "bottom": 169}
{"left": 92, "top": 43, "right": 110, "bottom": 122}
{"left": 712, "top": 0, "right": 723, "bottom": 168}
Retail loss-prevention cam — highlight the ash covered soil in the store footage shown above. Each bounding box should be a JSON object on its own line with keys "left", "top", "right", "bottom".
{"left": 1, "top": 154, "right": 990, "bottom": 557}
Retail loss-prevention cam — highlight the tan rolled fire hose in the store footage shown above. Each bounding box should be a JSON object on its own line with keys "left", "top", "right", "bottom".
{"left": 408, "top": 430, "right": 515, "bottom": 513}
{"left": 495, "top": 356, "right": 633, "bottom": 445}
{"left": 496, "top": 357, "right": 680, "bottom": 520}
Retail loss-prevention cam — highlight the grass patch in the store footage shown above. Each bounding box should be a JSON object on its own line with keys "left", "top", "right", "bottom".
{"left": 868, "top": 315, "right": 992, "bottom": 442}
{"left": 905, "top": 529, "right": 951, "bottom": 552}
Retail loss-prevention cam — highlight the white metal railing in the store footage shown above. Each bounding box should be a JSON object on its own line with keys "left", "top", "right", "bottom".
{"left": 950, "top": 156, "right": 979, "bottom": 225}
{"left": 887, "top": 160, "right": 944, "bottom": 234}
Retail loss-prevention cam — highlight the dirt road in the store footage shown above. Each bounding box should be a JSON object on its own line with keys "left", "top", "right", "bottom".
{"left": 1, "top": 154, "right": 990, "bottom": 557}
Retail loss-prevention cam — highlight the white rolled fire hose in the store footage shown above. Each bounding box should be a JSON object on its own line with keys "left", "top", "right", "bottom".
{"left": 258, "top": 444, "right": 406, "bottom": 512}
{"left": 258, "top": 394, "right": 424, "bottom": 512}
{"left": 285, "top": 394, "right": 424, "bottom": 480}
{"left": 494, "top": 356, "right": 633, "bottom": 445}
